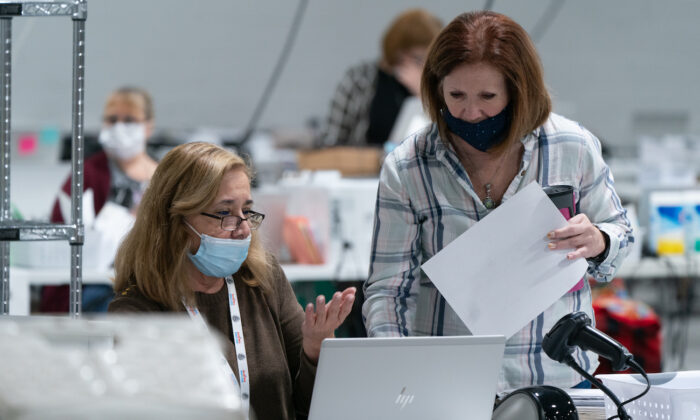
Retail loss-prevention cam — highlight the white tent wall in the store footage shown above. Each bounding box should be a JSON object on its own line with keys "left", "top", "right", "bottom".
{"left": 7, "top": 0, "right": 700, "bottom": 150}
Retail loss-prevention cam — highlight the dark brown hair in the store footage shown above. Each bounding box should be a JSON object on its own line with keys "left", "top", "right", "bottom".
{"left": 421, "top": 11, "right": 551, "bottom": 153}
{"left": 382, "top": 9, "right": 443, "bottom": 67}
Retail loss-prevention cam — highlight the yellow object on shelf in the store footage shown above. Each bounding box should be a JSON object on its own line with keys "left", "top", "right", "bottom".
{"left": 656, "top": 239, "right": 684, "bottom": 255}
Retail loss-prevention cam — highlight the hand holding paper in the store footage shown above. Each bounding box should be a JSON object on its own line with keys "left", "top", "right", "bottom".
{"left": 421, "top": 182, "right": 588, "bottom": 338}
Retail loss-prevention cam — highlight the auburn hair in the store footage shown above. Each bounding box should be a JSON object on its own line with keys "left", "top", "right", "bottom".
{"left": 421, "top": 11, "right": 551, "bottom": 153}
{"left": 381, "top": 8, "right": 443, "bottom": 67}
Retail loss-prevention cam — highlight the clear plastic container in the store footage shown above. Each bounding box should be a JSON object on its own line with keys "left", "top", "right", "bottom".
{"left": 11, "top": 228, "right": 120, "bottom": 270}
{"left": 597, "top": 371, "right": 700, "bottom": 420}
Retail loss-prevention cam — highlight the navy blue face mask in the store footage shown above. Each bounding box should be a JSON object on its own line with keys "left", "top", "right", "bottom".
{"left": 442, "top": 104, "right": 511, "bottom": 152}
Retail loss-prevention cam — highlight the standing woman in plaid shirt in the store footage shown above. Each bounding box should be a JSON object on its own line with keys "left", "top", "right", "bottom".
{"left": 362, "top": 11, "right": 633, "bottom": 392}
{"left": 317, "top": 9, "right": 442, "bottom": 147}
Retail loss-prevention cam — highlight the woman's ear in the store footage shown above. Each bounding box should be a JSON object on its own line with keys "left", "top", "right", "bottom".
{"left": 145, "top": 120, "right": 155, "bottom": 140}
{"left": 183, "top": 221, "right": 201, "bottom": 254}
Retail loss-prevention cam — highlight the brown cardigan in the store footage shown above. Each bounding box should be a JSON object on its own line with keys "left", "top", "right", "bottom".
{"left": 108, "top": 262, "right": 316, "bottom": 420}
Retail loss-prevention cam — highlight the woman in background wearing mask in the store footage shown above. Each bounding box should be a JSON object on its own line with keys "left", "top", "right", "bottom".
{"left": 40, "top": 86, "right": 158, "bottom": 313}
{"left": 109, "top": 142, "right": 356, "bottom": 420}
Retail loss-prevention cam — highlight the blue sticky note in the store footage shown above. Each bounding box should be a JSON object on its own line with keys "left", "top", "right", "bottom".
{"left": 39, "top": 126, "right": 61, "bottom": 145}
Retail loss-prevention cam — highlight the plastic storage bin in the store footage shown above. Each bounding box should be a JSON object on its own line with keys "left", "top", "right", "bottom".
{"left": 11, "top": 228, "right": 121, "bottom": 270}
{"left": 597, "top": 371, "right": 700, "bottom": 420}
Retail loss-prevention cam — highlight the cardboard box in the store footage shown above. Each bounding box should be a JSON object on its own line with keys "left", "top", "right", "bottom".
{"left": 297, "top": 147, "right": 382, "bottom": 177}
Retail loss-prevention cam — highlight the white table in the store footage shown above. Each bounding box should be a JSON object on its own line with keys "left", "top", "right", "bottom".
{"left": 8, "top": 267, "right": 114, "bottom": 316}
{"left": 7, "top": 263, "right": 353, "bottom": 316}
{"left": 615, "top": 255, "right": 700, "bottom": 280}
{"left": 281, "top": 263, "right": 336, "bottom": 282}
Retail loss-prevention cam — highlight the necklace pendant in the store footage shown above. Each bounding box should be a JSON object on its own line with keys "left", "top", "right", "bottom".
{"left": 482, "top": 182, "right": 495, "bottom": 209}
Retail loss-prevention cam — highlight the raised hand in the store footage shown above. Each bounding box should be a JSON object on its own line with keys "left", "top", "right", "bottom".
{"left": 301, "top": 287, "right": 356, "bottom": 363}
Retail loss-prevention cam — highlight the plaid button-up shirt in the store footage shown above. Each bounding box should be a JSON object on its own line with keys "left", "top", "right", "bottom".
{"left": 317, "top": 61, "right": 377, "bottom": 147}
{"left": 363, "top": 113, "right": 633, "bottom": 392}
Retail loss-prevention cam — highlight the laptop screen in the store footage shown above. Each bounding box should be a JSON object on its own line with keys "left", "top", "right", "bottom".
{"left": 308, "top": 335, "right": 506, "bottom": 420}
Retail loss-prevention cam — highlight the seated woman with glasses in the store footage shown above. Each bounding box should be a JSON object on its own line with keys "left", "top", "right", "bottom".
{"left": 108, "top": 142, "right": 356, "bottom": 420}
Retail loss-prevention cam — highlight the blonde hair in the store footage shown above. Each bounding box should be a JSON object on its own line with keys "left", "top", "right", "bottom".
{"left": 113, "top": 142, "right": 272, "bottom": 310}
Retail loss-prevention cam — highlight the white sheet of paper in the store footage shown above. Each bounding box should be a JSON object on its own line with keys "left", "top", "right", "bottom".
{"left": 421, "top": 182, "right": 588, "bottom": 338}
{"left": 58, "top": 188, "right": 95, "bottom": 228}
{"left": 92, "top": 201, "right": 135, "bottom": 269}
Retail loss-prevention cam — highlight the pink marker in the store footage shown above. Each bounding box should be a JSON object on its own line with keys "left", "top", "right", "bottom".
{"left": 543, "top": 185, "right": 583, "bottom": 293}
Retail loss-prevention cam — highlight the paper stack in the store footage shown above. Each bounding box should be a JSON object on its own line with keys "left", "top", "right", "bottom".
{"left": 566, "top": 388, "right": 606, "bottom": 420}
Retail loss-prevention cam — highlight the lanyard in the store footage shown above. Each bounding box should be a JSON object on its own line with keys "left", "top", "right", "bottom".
{"left": 184, "top": 276, "right": 250, "bottom": 418}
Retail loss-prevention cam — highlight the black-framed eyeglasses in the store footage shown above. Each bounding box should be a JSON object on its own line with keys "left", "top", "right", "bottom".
{"left": 200, "top": 210, "right": 265, "bottom": 231}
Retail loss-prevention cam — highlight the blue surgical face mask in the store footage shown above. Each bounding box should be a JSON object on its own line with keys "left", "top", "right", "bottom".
{"left": 185, "top": 221, "right": 251, "bottom": 278}
{"left": 441, "top": 104, "right": 510, "bottom": 152}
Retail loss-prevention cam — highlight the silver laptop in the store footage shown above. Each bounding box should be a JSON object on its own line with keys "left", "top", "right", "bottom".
{"left": 308, "top": 335, "right": 506, "bottom": 420}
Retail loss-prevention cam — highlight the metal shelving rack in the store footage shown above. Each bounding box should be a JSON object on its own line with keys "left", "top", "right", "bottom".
{"left": 0, "top": 1, "right": 86, "bottom": 318}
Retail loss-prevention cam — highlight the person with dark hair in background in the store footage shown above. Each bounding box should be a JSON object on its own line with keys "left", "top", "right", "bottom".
{"left": 109, "top": 142, "right": 356, "bottom": 420}
{"left": 40, "top": 86, "right": 159, "bottom": 313}
{"left": 317, "top": 8, "right": 442, "bottom": 147}
{"left": 363, "top": 11, "right": 633, "bottom": 392}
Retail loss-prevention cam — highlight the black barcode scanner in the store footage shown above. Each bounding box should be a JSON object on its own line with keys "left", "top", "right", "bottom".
{"left": 540, "top": 312, "right": 639, "bottom": 420}
{"left": 542, "top": 311, "right": 634, "bottom": 372}
{"left": 493, "top": 312, "right": 636, "bottom": 420}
